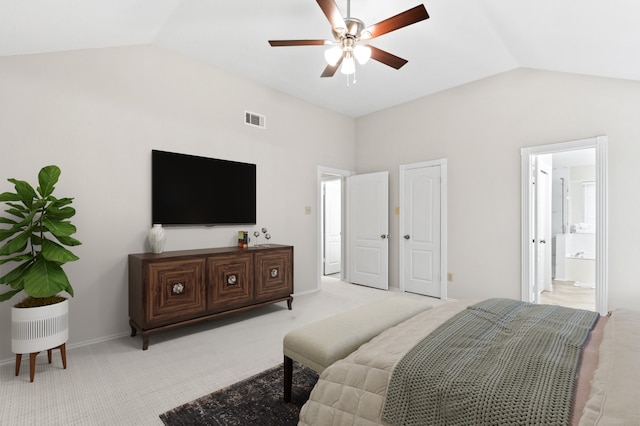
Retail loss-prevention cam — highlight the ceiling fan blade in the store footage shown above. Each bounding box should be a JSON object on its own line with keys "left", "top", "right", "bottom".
{"left": 369, "top": 45, "right": 408, "bottom": 69}
{"left": 316, "top": 0, "right": 346, "bottom": 32}
{"left": 269, "top": 39, "right": 328, "bottom": 47}
{"left": 321, "top": 56, "right": 343, "bottom": 77}
{"left": 362, "top": 5, "right": 429, "bottom": 40}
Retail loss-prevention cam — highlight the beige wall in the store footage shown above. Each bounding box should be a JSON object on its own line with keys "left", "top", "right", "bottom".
{"left": 0, "top": 45, "right": 356, "bottom": 362}
{"left": 2, "top": 50, "right": 640, "bottom": 363}
{"left": 356, "top": 68, "right": 640, "bottom": 309}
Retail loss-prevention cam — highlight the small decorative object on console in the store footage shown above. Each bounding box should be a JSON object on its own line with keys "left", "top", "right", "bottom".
{"left": 237, "top": 231, "right": 248, "bottom": 248}
{"left": 148, "top": 224, "right": 166, "bottom": 254}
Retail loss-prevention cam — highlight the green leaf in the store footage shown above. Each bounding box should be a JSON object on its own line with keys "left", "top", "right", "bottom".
{"left": 0, "top": 229, "right": 30, "bottom": 255}
{"left": 37, "top": 165, "right": 60, "bottom": 198}
{"left": 53, "top": 234, "right": 82, "bottom": 247}
{"left": 42, "top": 218, "right": 76, "bottom": 237}
{"left": 51, "top": 197, "right": 73, "bottom": 208}
{"left": 0, "top": 217, "right": 17, "bottom": 225}
{"left": 22, "top": 257, "right": 72, "bottom": 298}
{"left": 0, "top": 226, "right": 21, "bottom": 243}
{"left": 0, "top": 191, "right": 22, "bottom": 202}
{"left": 41, "top": 239, "right": 79, "bottom": 263}
{"left": 46, "top": 205, "right": 76, "bottom": 220}
{"left": 0, "top": 253, "right": 33, "bottom": 265}
{"left": 0, "top": 259, "right": 30, "bottom": 287}
{"left": 0, "top": 289, "right": 22, "bottom": 302}
{"left": 5, "top": 208, "right": 26, "bottom": 219}
{"left": 8, "top": 178, "right": 36, "bottom": 208}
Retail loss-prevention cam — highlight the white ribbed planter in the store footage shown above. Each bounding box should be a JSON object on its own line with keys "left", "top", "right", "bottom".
{"left": 11, "top": 299, "right": 69, "bottom": 354}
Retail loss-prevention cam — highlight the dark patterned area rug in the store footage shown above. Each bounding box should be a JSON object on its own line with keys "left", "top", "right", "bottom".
{"left": 159, "top": 363, "right": 318, "bottom": 425}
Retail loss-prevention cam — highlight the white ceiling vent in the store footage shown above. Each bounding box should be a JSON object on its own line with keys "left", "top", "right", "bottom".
{"left": 244, "top": 111, "right": 266, "bottom": 129}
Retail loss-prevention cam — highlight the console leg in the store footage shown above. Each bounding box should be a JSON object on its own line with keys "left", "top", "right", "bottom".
{"left": 129, "top": 319, "right": 138, "bottom": 337}
{"left": 284, "top": 356, "right": 293, "bottom": 403}
{"left": 287, "top": 297, "right": 293, "bottom": 310}
{"left": 142, "top": 334, "right": 150, "bottom": 350}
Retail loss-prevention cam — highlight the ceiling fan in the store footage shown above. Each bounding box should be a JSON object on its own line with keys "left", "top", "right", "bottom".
{"left": 268, "top": 0, "right": 429, "bottom": 78}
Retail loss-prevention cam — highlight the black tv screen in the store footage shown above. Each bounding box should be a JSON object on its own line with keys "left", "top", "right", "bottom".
{"left": 152, "top": 150, "right": 256, "bottom": 225}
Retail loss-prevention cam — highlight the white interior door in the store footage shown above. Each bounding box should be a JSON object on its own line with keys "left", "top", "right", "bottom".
{"left": 401, "top": 163, "right": 442, "bottom": 297}
{"left": 535, "top": 155, "right": 553, "bottom": 297}
{"left": 348, "top": 172, "right": 389, "bottom": 290}
{"left": 323, "top": 179, "right": 341, "bottom": 275}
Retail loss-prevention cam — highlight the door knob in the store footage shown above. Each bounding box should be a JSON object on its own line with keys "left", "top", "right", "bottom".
{"left": 404, "top": 235, "right": 410, "bottom": 239}
{"left": 381, "top": 234, "right": 389, "bottom": 239}
{"left": 540, "top": 240, "right": 546, "bottom": 244}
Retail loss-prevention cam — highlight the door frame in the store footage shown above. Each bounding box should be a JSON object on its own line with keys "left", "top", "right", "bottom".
{"left": 521, "top": 136, "right": 608, "bottom": 315}
{"left": 317, "top": 166, "right": 354, "bottom": 292}
{"left": 399, "top": 158, "right": 448, "bottom": 299}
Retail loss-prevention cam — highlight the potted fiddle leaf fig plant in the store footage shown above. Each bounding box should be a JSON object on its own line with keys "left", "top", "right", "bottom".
{"left": 0, "top": 165, "right": 81, "bottom": 381}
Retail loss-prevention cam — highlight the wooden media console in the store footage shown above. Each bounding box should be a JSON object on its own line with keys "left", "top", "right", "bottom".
{"left": 128, "top": 244, "right": 293, "bottom": 350}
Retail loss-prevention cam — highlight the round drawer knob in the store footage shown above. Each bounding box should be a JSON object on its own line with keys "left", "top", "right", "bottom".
{"left": 172, "top": 283, "right": 185, "bottom": 294}
{"left": 270, "top": 268, "right": 279, "bottom": 278}
{"left": 227, "top": 274, "right": 237, "bottom": 285}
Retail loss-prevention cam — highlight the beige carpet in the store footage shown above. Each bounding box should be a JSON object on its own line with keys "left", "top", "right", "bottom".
{"left": 0, "top": 277, "right": 442, "bottom": 425}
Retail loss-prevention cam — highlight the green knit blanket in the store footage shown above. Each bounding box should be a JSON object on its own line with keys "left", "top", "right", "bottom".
{"left": 382, "top": 298, "right": 599, "bottom": 426}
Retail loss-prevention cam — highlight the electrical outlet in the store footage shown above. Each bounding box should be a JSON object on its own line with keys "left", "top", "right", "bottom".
{"left": 447, "top": 272, "right": 454, "bottom": 282}
{"left": 394, "top": 206, "right": 400, "bottom": 216}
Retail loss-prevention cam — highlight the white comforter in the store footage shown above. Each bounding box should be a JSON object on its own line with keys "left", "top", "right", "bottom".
{"left": 298, "top": 300, "right": 640, "bottom": 426}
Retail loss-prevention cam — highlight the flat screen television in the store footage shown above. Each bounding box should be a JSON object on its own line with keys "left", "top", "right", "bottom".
{"left": 152, "top": 150, "right": 256, "bottom": 226}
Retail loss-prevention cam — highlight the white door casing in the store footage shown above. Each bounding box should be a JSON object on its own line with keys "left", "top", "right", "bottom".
{"left": 400, "top": 159, "right": 447, "bottom": 299}
{"left": 348, "top": 171, "right": 389, "bottom": 290}
{"left": 323, "top": 179, "right": 341, "bottom": 275}
{"left": 521, "top": 136, "right": 608, "bottom": 315}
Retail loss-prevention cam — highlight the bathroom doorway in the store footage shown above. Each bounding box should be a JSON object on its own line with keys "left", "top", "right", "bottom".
{"left": 542, "top": 148, "right": 596, "bottom": 310}
{"left": 521, "top": 136, "right": 608, "bottom": 315}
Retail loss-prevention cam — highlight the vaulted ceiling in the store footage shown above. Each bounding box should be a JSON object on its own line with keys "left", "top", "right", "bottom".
{"left": 2, "top": 0, "right": 640, "bottom": 117}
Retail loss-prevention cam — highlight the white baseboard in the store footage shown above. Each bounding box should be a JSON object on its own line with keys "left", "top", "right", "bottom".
{"left": 0, "top": 331, "right": 131, "bottom": 366}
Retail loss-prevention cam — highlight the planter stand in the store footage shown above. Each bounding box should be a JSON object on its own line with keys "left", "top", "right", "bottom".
{"left": 15, "top": 343, "right": 67, "bottom": 383}
{"left": 11, "top": 299, "right": 69, "bottom": 382}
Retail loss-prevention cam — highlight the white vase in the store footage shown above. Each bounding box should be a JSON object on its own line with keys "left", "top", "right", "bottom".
{"left": 12, "top": 299, "right": 69, "bottom": 354}
{"left": 148, "top": 224, "right": 167, "bottom": 254}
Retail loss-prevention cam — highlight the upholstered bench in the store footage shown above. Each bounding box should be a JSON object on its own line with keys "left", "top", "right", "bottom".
{"left": 283, "top": 297, "right": 432, "bottom": 402}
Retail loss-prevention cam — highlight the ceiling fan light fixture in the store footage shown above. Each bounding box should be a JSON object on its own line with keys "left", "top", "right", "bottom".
{"left": 324, "top": 46, "right": 343, "bottom": 66}
{"left": 354, "top": 45, "right": 371, "bottom": 64}
{"left": 340, "top": 53, "right": 356, "bottom": 75}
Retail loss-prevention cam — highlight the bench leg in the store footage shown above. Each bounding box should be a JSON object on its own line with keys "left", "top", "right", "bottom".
{"left": 284, "top": 355, "right": 293, "bottom": 403}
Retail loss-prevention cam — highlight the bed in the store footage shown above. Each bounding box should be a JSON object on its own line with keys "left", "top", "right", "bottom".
{"left": 298, "top": 298, "right": 640, "bottom": 425}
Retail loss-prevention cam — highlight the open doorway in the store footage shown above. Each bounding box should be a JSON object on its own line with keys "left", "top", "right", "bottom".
{"left": 540, "top": 149, "right": 596, "bottom": 310}
{"left": 316, "top": 166, "right": 353, "bottom": 291}
{"left": 316, "top": 166, "right": 391, "bottom": 292}
{"left": 521, "top": 136, "right": 608, "bottom": 315}
{"left": 321, "top": 177, "right": 342, "bottom": 277}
